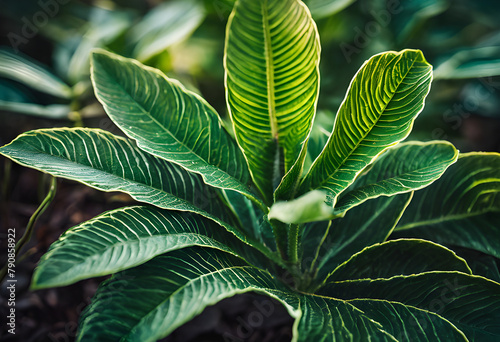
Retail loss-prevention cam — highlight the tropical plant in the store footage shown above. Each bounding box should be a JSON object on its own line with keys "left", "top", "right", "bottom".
{"left": 1, "top": 0, "right": 499, "bottom": 340}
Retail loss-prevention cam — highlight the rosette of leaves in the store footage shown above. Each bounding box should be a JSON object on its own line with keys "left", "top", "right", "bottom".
{"left": 1, "top": 0, "right": 499, "bottom": 340}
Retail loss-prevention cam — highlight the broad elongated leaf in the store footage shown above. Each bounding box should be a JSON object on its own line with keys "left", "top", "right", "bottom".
{"left": 221, "top": 189, "right": 277, "bottom": 250}
{"left": 302, "top": 50, "right": 433, "bottom": 205}
{"left": 90, "top": 50, "right": 262, "bottom": 207}
{"left": 32, "top": 206, "right": 252, "bottom": 289}
{"left": 297, "top": 294, "right": 468, "bottom": 341}
{"left": 303, "top": 193, "right": 412, "bottom": 282}
{"left": 348, "top": 299, "right": 467, "bottom": 341}
{"left": 127, "top": 0, "right": 204, "bottom": 61}
{"left": 77, "top": 248, "right": 297, "bottom": 342}
{"left": 327, "top": 239, "right": 471, "bottom": 282}
{"left": 297, "top": 294, "right": 467, "bottom": 341}
{"left": 388, "top": 0, "right": 449, "bottom": 44}
{"left": 393, "top": 152, "right": 500, "bottom": 259}
{"left": 0, "top": 128, "right": 219, "bottom": 216}
{"left": 320, "top": 271, "right": 500, "bottom": 340}
{"left": 336, "top": 141, "right": 458, "bottom": 212}
{"left": 77, "top": 247, "right": 463, "bottom": 342}
{"left": 0, "top": 101, "right": 70, "bottom": 119}
{"left": 0, "top": 48, "right": 72, "bottom": 98}
{"left": 296, "top": 295, "right": 400, "bottom": 341}
{"left": 225, "top": 0, "right": 320, "bottom": 203}
{"left": 434, "top": 46, "right": 500, "bottom": 80}
{"left": 0, "top": 128, "right": 277, "bottom": 262}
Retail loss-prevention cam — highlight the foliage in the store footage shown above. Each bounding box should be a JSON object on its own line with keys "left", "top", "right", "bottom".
{"left": 1, "top": 0, "right": 500, "bottom": 340}
{"left": 0, "top": 0, "right": 205, "bottom": 120}
{"left": 311, "top": 0, "right": 500, "bottom": 149}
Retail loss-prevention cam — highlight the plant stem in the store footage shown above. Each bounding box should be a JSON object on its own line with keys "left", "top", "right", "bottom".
{"left": 309, "top": 220, "right": 332, "bottom": 274}
{"left": 1, "top": 159, "right": 12, "bottom": 230}
{"left": 0, "top": 177, "right": 57, "bottom": 282}
{"left": 246, "top": 192, "right": 269, "bottom": 214}
{"left": 269, "top": 219, "right": 288, "bottom": 260}
{"left": 17, "top": 176, "right": 57, "bottom": 257}
{"left": 287, "top": 223, "right": 300, "bottom": 264}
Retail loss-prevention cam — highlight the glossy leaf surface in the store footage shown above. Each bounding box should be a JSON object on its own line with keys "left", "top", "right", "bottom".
{"left": 336, "top": 141, "right": 458, "bottom": 212}
{"left": 321, "top": 271, "right": 500, "bottom": 341}
{"left": 303, "top": 50, "right": 433, "bottom": 205}
{"left": 393, "top": 152, "right": 500, "bottom": 258}
{"left": 32, "top": 206, "right": 247, "bottom": 289}
{"left": 91, "top": 50, "right": 260, "bottom": 205}
{"left": 225, "top": 0, "right": 320, "bottom": 202}
{"left": 303, "top": 193, "right": 412, "bottom": 282}
{"left": 327, "top": 239, "right": 471, "bottom": 281}
{"left": 0, "top": 128, "right": 278, "bottom": 260}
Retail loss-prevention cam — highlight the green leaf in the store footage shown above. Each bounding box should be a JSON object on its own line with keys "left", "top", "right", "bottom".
{"left": 0, "top": 48, "right": 72, "bottom": 99}
{"left": 224, "top": 0, "right": 320, "bottom": 203}
{"left": 348, "top": 299, "right": 468, "bottom": 341}
{"left": 127, "top": 0, "right": 204, "bottom": 61}
{"left": 0, "top": 101, "right": 70, "bottom": 119}
{"left": 77, "top": 247, "right": 470, "bottom": 341}
{"left": 0, "top": 128, "right": 219, "bottom": 216}
{"left": 320, "top": 271, "right": 500, "bottom": 340}
{"left": 74, "top": 246, "right": 427, "bottom": 342}
{"left": 0, "top": 76, "right": 71, "bottom": 119}
{"left": 304, "top": 0, "right": 357, "bottom": 19}
{"left": 327, "top": 239, "right": 471, "bottom": 282}
{"left": 268, "top": 190, "right": 342, "bottom": 224}
{"left": 295, "top": 295, "right": 399, "bottom": 341}
{"left": 453, "top": 247, "right": 500, "bottom": 283}
{"left": 301, "top": 49, "right": 433, "bottom": 206}
{"left": 336, "top": 141, "right": 459, "bottom": 213}
{"left": 393, "top": 152, "right": 500, "bottom": 259}
{"left": 64, "top": 9, "right": 131, "bottom": 84}
{"left": 77, "top": 248, "right": 297, "bottom": 342}
{"left": 388, "top": 0, "right": 449, "bottom": 44}
{"left": 434, "top": 46, "right": 500, "bottom": 80}
{"left": 31, "top": 206, "right": 253, "bottom": 289}
{"left": 0, "top": 128, "right": 279, "bottom": 262}
{"left": 303, "top": 193, "right": 412, "bottom": 282}
{"left": 221, "top": 189, "right": 277, "bottom": 249}
{"left": 296, "top": 295, "right": 467, "bottom": 341}
{"left": 90, "top": 50, "right": 262, "bottom": 208}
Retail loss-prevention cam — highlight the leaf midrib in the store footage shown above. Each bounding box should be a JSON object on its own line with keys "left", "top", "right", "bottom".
{"left": 1, "top": 140, "right": 249, "bottom": 241}
{"left": 36, "top": 233, "right": 235, "bottom": 288}
{"left": 9, "top": 143, "right": 194, "bottom": 205}
{"left": 126, "top": 265, "right": 277, "bottom": 339}
{"left": 262, "top": 0, "right": 278, "bottom": 140}
{"left": 338, "top": 155, "right": 457, "bottom": 210}
{"left": 104, "top": 72, "right": 216, "bottom": 168}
